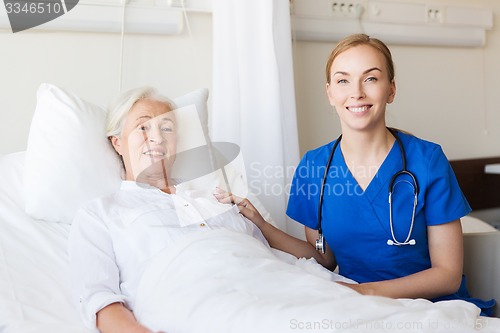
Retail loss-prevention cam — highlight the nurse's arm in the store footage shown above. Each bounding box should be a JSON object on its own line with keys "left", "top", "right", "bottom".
{"left": 253, "top": 223, "right": 336, "bottom": 270}
{"left": 338, "top": 219, "right": 463, "bottom": 299}
{"left": 304, "top": 226, "right": 337, "bottom": 270}
{"left": 214, "top": 189, "right": 336, "bottom": 270}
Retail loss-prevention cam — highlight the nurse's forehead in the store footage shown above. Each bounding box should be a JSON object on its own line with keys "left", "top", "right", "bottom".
{"left": 332, "top": 46, "right": 387, "bottom": 71}
{"left": 333, "top": 67, "right": 382, "bottom": 77}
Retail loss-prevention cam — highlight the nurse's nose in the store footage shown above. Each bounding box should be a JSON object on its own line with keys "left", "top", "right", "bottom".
{"left": 350, "top": 81, "right": 366, "bottom": 99}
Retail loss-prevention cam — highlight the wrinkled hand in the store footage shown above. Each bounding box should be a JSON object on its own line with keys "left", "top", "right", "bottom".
{"left": 213, "top": 187, "right": 267, "bottom": 229}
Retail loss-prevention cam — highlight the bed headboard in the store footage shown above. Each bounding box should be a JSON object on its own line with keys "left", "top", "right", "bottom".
{"left": 449, "top": 156, "right": 500, "bottom": 211}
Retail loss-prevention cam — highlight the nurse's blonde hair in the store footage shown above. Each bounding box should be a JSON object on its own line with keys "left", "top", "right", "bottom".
{"left": 325, "top": 34, "right": 395, "bottom": 84}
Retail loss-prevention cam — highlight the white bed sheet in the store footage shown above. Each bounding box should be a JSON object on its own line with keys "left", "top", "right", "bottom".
{"left": 135, "top": 229, "right": 497, "bottom": 333}
{"left": 0, "top": 152, "right": 91, "bottom": 333}
{"left": 1, "top": 152, "right": 499, "bottom": 332}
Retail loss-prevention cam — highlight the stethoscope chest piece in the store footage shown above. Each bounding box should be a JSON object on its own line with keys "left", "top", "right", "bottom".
{"left": 316, "top": 233, "right": 326, "bottom": 254}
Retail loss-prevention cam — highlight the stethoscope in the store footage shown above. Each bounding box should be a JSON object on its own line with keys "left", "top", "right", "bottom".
{"left": 315, "top": 128, "right": 419, "bottom": 254}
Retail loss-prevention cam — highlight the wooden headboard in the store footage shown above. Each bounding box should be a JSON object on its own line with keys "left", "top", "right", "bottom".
{"left": 449, "top": 157, "right": 500, "bottom": 211}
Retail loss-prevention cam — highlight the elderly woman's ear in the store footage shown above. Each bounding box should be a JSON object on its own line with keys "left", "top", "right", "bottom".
{"left": 109, "top": 136, "right": 123, "bottom": 156}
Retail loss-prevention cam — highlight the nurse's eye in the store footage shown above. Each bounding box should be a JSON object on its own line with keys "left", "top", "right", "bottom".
{"left": 336, "top": 78, "right": 348, "bottom": 84}
{"left": 365, "top": 76, "right": 378, "bottom": 82}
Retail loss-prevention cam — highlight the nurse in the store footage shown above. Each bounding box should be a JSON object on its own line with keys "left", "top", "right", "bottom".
{"left": 215, "top": 33, "right": 495, "bottom": 315}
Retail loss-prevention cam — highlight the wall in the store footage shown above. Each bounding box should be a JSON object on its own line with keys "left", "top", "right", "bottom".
{"left": 293, "top": 0, "right": 500, "bottom": 160}
{"left": 1, "top": 0, "right": 499, "bottom": 162}
{"left": 0, "top": 11, "right": 213, "bottom": 155}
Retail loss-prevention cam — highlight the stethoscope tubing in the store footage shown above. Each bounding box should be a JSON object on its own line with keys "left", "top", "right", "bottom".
{"left": 316, "top": 128, "right": 419, "bottom": 253}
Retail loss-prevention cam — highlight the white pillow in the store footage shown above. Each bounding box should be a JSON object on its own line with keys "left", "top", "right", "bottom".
{"left": 24, "top": 83, "right": 209, "bottom": 223}
{"left": 461, "top": 216, "right": 498, "bottom": 233}
{"left": 174, "top": 88, "right": 209, "bottom": 144}
{"left": 23, "top": 84, "right": 276, "bottom": 227}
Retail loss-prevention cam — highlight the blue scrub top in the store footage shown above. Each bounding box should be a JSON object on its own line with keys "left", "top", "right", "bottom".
{"left": 286, "top": 131, "right": 495, "bottom": 315}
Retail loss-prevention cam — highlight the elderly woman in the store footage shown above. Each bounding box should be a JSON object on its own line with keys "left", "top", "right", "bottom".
{"left": 68, "top": 87, "right": 266, "bottom": 333}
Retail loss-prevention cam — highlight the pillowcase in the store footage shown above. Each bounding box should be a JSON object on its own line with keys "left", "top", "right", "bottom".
{"left": 24, "top": 84, "right": 121, "bottom": 223}
{"left": 23, "top": 83, "right": 277, "bottom": 227}
{"left": 24, "top": 83, "right": 209, "bottom": 223}
{"left": 461, "top": 216, "right": 498, "bottom": 233}
{"left": 174, "top": 88, "right": 209, "bottom": 145}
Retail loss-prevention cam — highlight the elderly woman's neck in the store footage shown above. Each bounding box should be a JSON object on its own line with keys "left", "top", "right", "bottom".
{"left": 134, "top": 173, "right": 176, "bottom": 194}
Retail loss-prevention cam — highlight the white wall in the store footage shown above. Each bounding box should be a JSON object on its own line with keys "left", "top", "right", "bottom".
{"left": 293, "top": 0, "right": 500, "bottom": 160}
{"left": 1, "top": 0, "right": 499, "bottom": 162}
{"left": 0, "top": 11, "right": 213, "bottom": 155}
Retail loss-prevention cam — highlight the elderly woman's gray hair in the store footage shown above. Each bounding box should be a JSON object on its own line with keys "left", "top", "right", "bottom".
{"left": 106, "top": 87, "right": 177, "bottom": 138}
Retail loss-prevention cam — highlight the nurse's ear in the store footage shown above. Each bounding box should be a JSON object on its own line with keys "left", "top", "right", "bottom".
{"left": 326, "top": 82, "right": 335, "bottom": 106}
{"left": 387, "top": 79, "right": 396, "bottom": 104}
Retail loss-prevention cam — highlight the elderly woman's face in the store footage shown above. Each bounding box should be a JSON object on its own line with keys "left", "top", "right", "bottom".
{"left": 112, "top": 99, "right": 177, "bottom": 181}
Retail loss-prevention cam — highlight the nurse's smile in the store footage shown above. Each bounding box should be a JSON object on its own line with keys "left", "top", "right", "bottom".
{"left": 346, "top": 105, "right": 371, "bottom": 115}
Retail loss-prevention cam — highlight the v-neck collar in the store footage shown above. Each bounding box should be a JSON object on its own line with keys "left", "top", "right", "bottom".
{"left": 336, "top": 138, "right": 402, "bottom": 203}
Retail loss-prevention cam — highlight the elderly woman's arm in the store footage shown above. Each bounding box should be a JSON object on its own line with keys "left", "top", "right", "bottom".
{"left": 97, "top": 303, "right": 164, "bottom": 333}
{"left": 69, "top": 208, "right": 164, "bottom": 333}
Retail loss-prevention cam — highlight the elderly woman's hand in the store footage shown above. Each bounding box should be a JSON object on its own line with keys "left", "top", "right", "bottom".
{"left": 213, "top": 187, "right": 267, "bottom": 229}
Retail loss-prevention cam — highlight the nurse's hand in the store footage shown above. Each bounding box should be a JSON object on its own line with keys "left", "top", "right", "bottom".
{"left": 213, "top": 187, "right": 267, "bottom": 229}
{"left": 336, "top": 281, "right": 375, "bottom": 296}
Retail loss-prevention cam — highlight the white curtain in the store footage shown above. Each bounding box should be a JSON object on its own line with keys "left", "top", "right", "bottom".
{"left": 211, "top": 0, "right": 301, "bottom": 237}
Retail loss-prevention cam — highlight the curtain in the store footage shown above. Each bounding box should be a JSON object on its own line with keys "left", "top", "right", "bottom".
{"left": 211, "top": 0, "right": 301, "bottom": 237}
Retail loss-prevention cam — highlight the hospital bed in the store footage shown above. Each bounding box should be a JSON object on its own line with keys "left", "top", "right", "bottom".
{"left": 451, "top": 157, "right": 500, "bottom": 319}
{"left": 1, "top": 84, "right": 499, "bottom": 333}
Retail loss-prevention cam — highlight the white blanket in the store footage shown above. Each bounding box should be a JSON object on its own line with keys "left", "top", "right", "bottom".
{"left": 1, "top": 152, "right": 498, "bottom": 332}
{"left": 0, "top": 152, "right": 94, "bottom": 333}
{"left": 134, "top": 229, "right": 497, "bottom": 333}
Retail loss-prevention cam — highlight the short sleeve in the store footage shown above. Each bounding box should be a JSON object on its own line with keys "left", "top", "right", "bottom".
{"left": 424, "top": 146, "right": 471, "bottom": 225}
{"left": 286, "top": 151, "right": 322, "bottom": 230}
